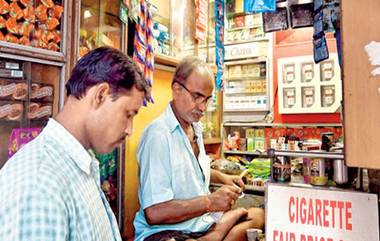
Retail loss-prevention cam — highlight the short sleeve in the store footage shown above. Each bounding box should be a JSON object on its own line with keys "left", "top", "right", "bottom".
{"left": 137, "top": 128, "right": 174, "bottom": 209}
{"left": 0, "top": 188, "right": 68, "bottom": 241}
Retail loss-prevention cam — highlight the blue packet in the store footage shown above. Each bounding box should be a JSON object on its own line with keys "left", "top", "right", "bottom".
{"left": 313, "top": 11, "right": 324, "bottom": 38}
{"left": 313, "top": 35, "right": 329, "bottom": 64}
{"left": 244, "top": 0, "right": 276, "bottom": 13}
{"left": 314, "top": 0, "right": 324, "bottom": 12}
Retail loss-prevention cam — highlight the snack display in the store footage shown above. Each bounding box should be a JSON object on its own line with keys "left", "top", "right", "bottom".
{"left": 0, "top": 80, "right": 28, "bottom": 100}
{"left": 8, "top": 127, "right": 42, "bottom": 158}
{"left": 13, "top": 83, "right": 27, "bottom": 100}
{"left": 30, "top": 83, "right": 54, "bottom": 101}
{"left": 0, "top": 0, "right": 10, "bottom": 15}
{"left": 27, "top": 102, "right": 52, "bottom": 120}
{"left": 0, "top": 0, "right": 63, "bottom": 51}
{"left": 0, "top": 102, "right": 23, "bottom": 121}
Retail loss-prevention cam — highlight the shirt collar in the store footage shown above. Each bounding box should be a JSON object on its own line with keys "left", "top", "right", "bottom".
{"left": 165, "top": 103, "right": 181, "bottom": 132}
{"left": 43, "top": 118, "right": 93, "bottom": 175}
{"left": 164, "top": 103, "right": 203, "bottom": 135}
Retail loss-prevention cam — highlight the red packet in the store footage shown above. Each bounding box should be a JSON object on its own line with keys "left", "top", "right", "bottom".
{"left": 8, "top": 127, "right": 42, "bottom": 158}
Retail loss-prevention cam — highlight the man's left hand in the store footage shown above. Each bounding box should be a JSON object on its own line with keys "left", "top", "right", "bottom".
{"left": 222, "top": 174, "right": 245, "bottom": 190}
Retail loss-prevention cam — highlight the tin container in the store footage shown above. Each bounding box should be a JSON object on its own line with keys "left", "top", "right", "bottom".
{"left": 333, "top": 159, "right": 348, "bottom": 185}
{"left": 303, "top": 157, "right": 311, "bottom": 184}
{"left": 272, "top": 156, "right": 291, "bottom": 182}
{"left": 310, "top": 158, "right": 328, "bottom": 186}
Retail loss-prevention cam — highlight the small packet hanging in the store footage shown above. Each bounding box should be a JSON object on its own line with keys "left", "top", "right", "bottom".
{"left": 244, "top": 0, "right": 276, "bottom": 13}
{"left": 262, "top": 7, "right": 288, "bottom": 33}
{"left": 313, "top": 11, "right": 323, "bottom": 38}
{"left": 289, "top": 3, "right": 314, "bottom": 28}
{"left": 314, "top": 0, "right": 324, "bottom": 12}
{"left": 313, "top": 35, "right": 329, "bottom": 64}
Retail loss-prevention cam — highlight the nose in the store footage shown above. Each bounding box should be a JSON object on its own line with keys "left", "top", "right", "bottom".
{"left": 125, "top": 121, "right": 133, "bottom": 136}
{"left": 198, "top": 101, "right": 207, "bottom": 112}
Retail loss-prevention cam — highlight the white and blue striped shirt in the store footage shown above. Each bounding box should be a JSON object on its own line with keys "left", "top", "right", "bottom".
{"left": 0, "top": 119, "right": 122, "bottom": 241}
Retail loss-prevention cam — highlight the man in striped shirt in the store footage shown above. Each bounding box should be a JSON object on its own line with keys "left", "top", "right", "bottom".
{"left": 0, "top": 47, "right": 151, "bottom": 241}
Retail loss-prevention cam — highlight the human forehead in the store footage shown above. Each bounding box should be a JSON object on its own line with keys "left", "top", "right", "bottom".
{"left": 112, "top": 89, "right": 144, "bottom": 109}
{"left": 186, "top": 68, "right": 213, "bottom": 85}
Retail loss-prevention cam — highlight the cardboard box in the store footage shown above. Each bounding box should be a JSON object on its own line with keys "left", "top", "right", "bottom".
{"left": 246, "top": 128, "right": 255, "bottom": 138}
{"left": 247, "top": 138, "right": 255, "bottom": 152}
{"left": 255, "top": 128, "right": 265, "bottom": 138}
{"left": 254, "top": 137, "right": 265, "bottom": 152}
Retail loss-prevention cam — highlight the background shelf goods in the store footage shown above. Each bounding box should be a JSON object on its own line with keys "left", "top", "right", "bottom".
{"left": 278, "top": 54, "right": 342, "bottom": 114}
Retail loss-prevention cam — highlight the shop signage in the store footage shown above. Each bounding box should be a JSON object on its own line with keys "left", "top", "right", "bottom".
{"left": 266, "top": 183, "right": 379, "bottom": 241}
{"left": 225, "top": 42, "right": 260, "bottom": 60}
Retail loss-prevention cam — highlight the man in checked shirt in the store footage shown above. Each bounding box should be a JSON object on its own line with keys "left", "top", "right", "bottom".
{"left": 0, "top": 46, "right": 151, "bottom": 241}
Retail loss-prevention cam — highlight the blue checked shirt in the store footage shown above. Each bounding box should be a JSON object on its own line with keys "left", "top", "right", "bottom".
{"left": 0, "top": 119, "right": 122, "bottom": 241}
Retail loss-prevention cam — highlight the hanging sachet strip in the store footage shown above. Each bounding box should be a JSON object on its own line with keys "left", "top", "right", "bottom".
{"left": 195, "top": 0, "right": 208, "bottom": 42}
{"left": 214, "top": 0, "right": 225, "bottom": 90}
{"left": 133, "top": 0, "right": 154, "bottom": 103}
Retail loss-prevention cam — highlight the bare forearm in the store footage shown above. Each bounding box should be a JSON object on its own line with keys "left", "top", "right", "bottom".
{"left": 145, "top": 196, "right": 210, "bottom": 225}
{"left": 210, "top": 169, "right": 227, "bottom": 184}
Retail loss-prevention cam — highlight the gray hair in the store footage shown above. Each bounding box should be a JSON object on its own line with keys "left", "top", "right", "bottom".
{"left": 172, "top": 56, "right": 213, "bottom": 85}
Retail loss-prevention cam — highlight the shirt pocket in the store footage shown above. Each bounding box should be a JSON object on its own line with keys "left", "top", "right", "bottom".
{"left": 171, "top": 154, "right": 205, "bottom": 199}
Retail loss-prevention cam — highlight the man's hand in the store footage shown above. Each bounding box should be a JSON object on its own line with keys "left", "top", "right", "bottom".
{"left": 206, "top": 185, "right": 241, "bottom": 212}
{"left": 221, "top": 174, "right": 245, "bottom": 190}
{"left": 211, "top": 169, "right": 246, "bottom": 190}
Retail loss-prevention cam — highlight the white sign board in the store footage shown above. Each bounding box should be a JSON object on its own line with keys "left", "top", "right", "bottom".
{"left": 225, "top": 42, "right": 260, "bottom": 60}
{"left": 266, "top": 183, "right": 379, "bottom": 241}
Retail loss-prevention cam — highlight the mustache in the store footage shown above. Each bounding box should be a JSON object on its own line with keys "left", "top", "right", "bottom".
{"left": 192, "top": 110, "right": 204, "bottom": 117}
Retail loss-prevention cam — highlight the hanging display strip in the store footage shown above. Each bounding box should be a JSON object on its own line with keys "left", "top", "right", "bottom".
{"left": 214, "top": 0, "right": 225, "bottom": 90}
{"left": 195, "top": 0, "right": 208, "bottom": 41}
{"left": 278, "top": 54, "right": 342, "bottom": 114}
{"left": 133, "top": 0, "right": 154, "bottom": 103}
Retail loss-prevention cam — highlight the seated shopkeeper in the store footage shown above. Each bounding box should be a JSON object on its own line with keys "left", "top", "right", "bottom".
{"left": 134, "top": 56, "right": 265, "bottom": 241}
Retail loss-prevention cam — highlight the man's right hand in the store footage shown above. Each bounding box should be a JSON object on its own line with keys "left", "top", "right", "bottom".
{"left": 206, "top": 185, "right": 241, "bottom": 212}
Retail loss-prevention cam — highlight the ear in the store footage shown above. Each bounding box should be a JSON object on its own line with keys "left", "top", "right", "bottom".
{"left": 172, "top": 82, "right": 181, "bottom": 93}
{"left": 92, "top": 83, "right": 111, "bottom": 108}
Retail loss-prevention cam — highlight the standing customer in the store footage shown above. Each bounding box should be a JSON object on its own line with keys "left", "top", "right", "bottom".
{"left": 0, "top": 47, "right": 151, "bottom": 241}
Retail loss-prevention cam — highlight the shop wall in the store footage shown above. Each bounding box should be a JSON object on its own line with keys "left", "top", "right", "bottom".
{"left": 123, "top": 68, "right": 173, "bottom": 238}
{"left": 273, "top": 28, "right": 341, "bottom": 123}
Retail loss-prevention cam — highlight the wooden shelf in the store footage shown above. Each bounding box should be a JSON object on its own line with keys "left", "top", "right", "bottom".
{"left": 227, "top": 25, "right": 262, "bottom": 32}
{"left": 225, "top": 57, "right": 267, "bottom": 66}
{"left": 226, "top": 11, "right": 250, "bottom": 18}
{"left": 154, "top": 54, "right": 179, "bottom": 67}
{"left": 223, "top": 122, "right": 343, "bottom": 127}
{"left": 0, "top": 119, "right": 23, "bottom": 124}
{"left": 223, "top": 108, "right": 269, "bottom": 113}
{"left": 204, "top": 137, "right": 221, "bottom": 145}
{"left": 0, "top": 41, "right": 65, "bottom": 65}
{"left": 268, "top": 149, "right": 344, "bottom": 160}
{"left": 223, "top": 150, "right": 267, "bottom": 156}
{"left": 210, "top": 182, "right": 265, "bottom": 195}
{"left": 225, "top": 76, "right": 265, "bottom": 81}
{"left": 225, "top": 37, "right": 269, "bottom": 46}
